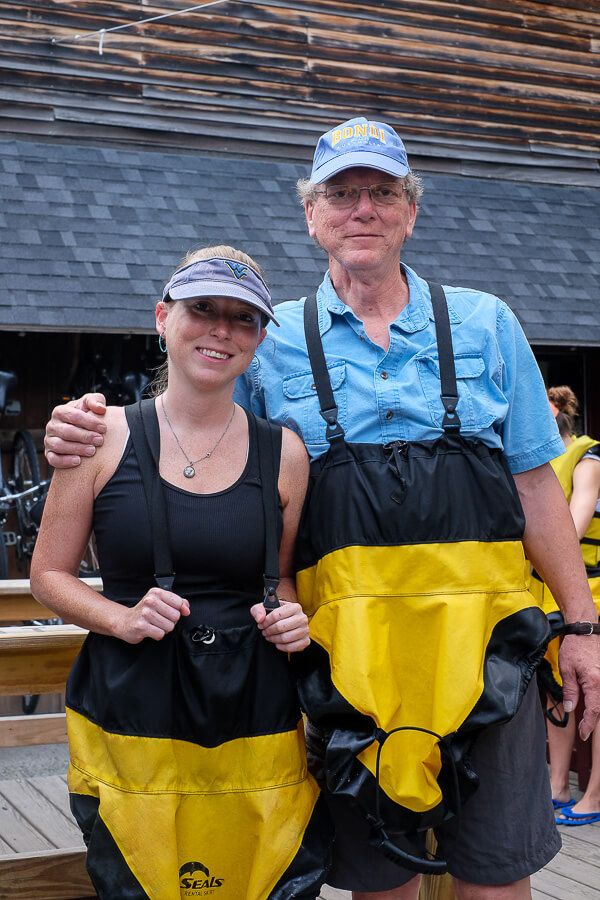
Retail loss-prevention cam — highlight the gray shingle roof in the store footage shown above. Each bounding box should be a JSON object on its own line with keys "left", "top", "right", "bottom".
{"left": 0, "top": 139, "right": 598, "bottom": 344}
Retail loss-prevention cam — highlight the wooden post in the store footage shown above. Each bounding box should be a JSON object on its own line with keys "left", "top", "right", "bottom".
{"left": 419, "top": 832, "right": 456, "bottom": 900}
{"left": 0, "top": 619, "right": 94, "bottom": 897}
{"left": 0, "top": 625, "right": 86, "bottom": 695}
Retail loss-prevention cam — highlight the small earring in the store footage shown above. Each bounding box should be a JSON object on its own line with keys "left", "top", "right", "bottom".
{"left": 158, "top": 333, "right": 167, "bottom": 353}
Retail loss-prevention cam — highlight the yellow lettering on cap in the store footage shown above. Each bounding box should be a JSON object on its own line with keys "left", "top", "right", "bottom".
{"left": 354, "top": 124, "right": 367, "bottom": 138}
{"left": 379, "top": 128, "right": 386, "bottom": 143}
{"left": 369, "top": 124, "right": 379, "bottom": 138}
{"left": 342, "top": 126, "right": 353, "bottom": 139}
{"left": 332, "top": 129, "right": 342, "bottom": 146}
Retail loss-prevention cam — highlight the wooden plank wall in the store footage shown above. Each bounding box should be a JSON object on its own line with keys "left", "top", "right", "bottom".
{"left": 0, "top": 1, "right": 598, "bottom": 159}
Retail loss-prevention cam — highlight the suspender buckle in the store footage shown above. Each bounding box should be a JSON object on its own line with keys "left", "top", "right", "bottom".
{"left": 440, "top": 394, "right": 461, "bottom": 432}
{"left": 155, "top": 573, "right": 175, "bottom": 591}
{"left": 320, "top": 406, "right": 345, "bottom": 441}
{"left": 263, "top": 577, "right": 281, "bottom": 611}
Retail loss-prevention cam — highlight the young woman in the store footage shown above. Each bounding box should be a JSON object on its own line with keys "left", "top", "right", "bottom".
{"left": 31, "top": 246, "right": 331, "bottom": 898}
{"left": 531, "top": 385, "right": 600, "bottom": 826}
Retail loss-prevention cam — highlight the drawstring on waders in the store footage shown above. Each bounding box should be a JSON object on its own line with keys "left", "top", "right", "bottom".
{"left": 366, "top": 724, "right": 461, "bottom": 875}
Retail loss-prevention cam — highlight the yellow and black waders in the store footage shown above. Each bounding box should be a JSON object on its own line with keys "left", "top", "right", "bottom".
{"left": 66, "top": 400, "right": 332, "bottom": 899}
{"left": 294, "top": 284, "right": 551, "bottom": 874}
{"left": 530, "top": 436, "right": 600, "bottom": 724}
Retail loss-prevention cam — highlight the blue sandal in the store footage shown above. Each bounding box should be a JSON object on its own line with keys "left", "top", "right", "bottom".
{"left": 552, "top": 797, "right": 575, "bottom": 810}
{"left": 556, "top": 808, "right": 600, "bottom": 826}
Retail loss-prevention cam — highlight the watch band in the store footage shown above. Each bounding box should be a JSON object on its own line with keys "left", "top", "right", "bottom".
{"left": 561, "top": 621, "right": 600, "bottom": 636}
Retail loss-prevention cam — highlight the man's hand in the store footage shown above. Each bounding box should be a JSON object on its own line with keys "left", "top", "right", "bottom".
{"left": 559, "top": 634, "right": 600, "bottom": 741}
{"left": 251, "top": 599, "right": 310, "bottom": 653}
{"left": 44, "top": 393, "right": 108, "bottom": 468}
{"left": 117, "top": 587, "right": 190, "bottom": 644}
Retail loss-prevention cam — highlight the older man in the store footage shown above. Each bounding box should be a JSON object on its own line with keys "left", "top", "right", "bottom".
{"left": 46, "top": 117, "right": 600, "bottom": 900}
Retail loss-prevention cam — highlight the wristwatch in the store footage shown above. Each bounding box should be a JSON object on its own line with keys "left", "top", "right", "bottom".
{"left": 561, "top": 621, "right": 600, "bottom": 636}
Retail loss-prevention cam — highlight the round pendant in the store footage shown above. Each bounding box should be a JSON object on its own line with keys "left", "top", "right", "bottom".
{"left": 183, "top": 465, "right": 196, "bottom": 479}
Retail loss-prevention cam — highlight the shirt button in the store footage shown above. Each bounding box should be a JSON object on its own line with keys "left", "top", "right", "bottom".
{"left": 385, "top": 410, "right": 393, "bottom": 420}
{"left": 380, "top": 372, "right": 389, "bottom": 380}
{"left": 359, "top": 334, "right": 365, "bottom": 341}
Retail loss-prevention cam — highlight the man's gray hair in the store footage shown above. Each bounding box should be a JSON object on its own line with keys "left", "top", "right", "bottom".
{"left": 296, "top": 172, "right": 424, "bottom": 207}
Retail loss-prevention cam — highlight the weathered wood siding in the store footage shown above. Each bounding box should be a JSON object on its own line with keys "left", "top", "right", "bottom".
{"left": 0, "top": 1, "right": 598, "bottom": 158}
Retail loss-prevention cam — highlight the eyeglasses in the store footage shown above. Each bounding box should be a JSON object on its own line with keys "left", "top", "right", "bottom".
{"left": 314, "top": 182, "right": 406, "bottom": 209}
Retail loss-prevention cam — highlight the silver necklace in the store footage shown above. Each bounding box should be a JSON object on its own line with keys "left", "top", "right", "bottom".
{"left": 160, "top": 394, "right": 236, "bottom": 479}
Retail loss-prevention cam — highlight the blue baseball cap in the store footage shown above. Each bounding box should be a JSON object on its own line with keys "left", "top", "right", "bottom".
{"left": 311, "top": 116, "right": 410, "bottom": 184}
{"left": 162, "top": 257, "right": 279, "bottom": 326}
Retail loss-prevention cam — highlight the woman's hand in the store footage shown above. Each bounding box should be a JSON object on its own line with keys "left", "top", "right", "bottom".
{"left": 251, "top": 599, "right": 310, "bottom": 653}
{"left": 118, "top": 588, "right": 190, "bottom": 644}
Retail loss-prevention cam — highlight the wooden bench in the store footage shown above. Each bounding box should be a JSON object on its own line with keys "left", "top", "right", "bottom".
{"left": 0, "top": 581, "right": 95, "bottom": 898}
{"left": 0, "top": 577, "right": 102, "bottom": 624}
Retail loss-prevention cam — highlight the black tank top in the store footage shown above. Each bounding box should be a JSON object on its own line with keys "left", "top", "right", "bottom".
{"left": 93, "top": 410, "right": 282, "bottom": 628}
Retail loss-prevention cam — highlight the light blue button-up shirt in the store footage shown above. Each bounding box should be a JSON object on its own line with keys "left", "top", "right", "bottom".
{"left": 235, "top": 263, "right": 563, "bottom": 473}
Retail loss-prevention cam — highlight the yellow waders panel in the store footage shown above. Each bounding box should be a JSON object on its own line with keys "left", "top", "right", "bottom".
{"left": 298, "top": 540, "right": 538, "bottom": 813}
{"left": 67, "top": 710, "right": 320, "bottom": 899}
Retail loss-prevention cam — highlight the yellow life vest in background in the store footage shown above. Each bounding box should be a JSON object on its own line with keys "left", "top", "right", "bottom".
{"left": 530, "top": 435, "right": 600, "bottom": 688}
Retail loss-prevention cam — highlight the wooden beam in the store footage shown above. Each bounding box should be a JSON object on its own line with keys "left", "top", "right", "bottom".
{"left": 0, "top": 578, "right": 101, "bottom": 623}
{"left": 0, "top": 847, "right": 94, "bottom": 899}
{"left": 0, "top": 713, "right": 67, "bottom": 747}
{"left": 0, "top": 626, "right": 87, "bottom": 695}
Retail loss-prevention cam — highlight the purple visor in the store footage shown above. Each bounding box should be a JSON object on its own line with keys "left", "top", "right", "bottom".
{"left": 162, "top": 257, "right": 279, "bottom": 326}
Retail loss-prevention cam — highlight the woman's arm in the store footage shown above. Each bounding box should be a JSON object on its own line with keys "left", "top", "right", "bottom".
{"left": 251, "top": 426, "right": 310, "bottom": 653}
{"left": 31, "top": 407, "right": 189, "bottom": 643}
{"left": 570, "top": 457, "right": 600, "bottom": 540}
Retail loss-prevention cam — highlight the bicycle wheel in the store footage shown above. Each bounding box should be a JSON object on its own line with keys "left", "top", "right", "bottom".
{"left": 11, "top": 431, "right": 42, "bottom": 573}
{"left": 0, "top": 530, "right": 7, "bottom": 579}
{"left": 11, "top": 430, "right": 40, "bottom": 491}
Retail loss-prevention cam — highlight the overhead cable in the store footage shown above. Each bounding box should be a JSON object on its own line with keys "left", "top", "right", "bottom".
{"left": 49, "top": 0, "right": 239, "bottom": 55}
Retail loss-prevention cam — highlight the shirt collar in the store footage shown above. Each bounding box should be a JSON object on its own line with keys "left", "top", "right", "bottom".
{"left": 315, "top": 264, "right": 462, "bottom": 336}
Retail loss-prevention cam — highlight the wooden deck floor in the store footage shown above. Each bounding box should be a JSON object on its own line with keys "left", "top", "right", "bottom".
{"left": 0, "top": 774, "right": 82, "bottom": 856}
{"left": 0, "top": 768, "right": 597, "bottom": 898}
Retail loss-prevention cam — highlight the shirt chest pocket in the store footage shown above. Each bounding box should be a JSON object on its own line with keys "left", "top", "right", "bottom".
{"left": 415, "top": 353, "right": 496, "bottom": 431}
{"left": 282, "top": 362, "right": 347, "bottom": 445}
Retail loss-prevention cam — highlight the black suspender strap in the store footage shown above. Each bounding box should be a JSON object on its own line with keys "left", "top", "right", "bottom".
{"left": 427, "top": 282, "right": 462, "bottom": 433}
{"left": 305, "top": 286, "right": 461, "bottom": 437}
{"left": 254, "top": 413, "right": 282, "bottom": 610}
{"left": 303, "top": 295, "right": 345, "bottom": 443}
{"left": 124, "top": 399, "right": 175, "bottom": 592}
{"left": 125, "top": 402, "right": 282, "bottom": 610}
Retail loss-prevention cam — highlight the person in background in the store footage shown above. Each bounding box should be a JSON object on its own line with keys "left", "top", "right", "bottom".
{"left": 531, "top": 385, "right": 600, "bottom": 827}
{"left": 31, "top": 246, "right": 331, "bottom": 899}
